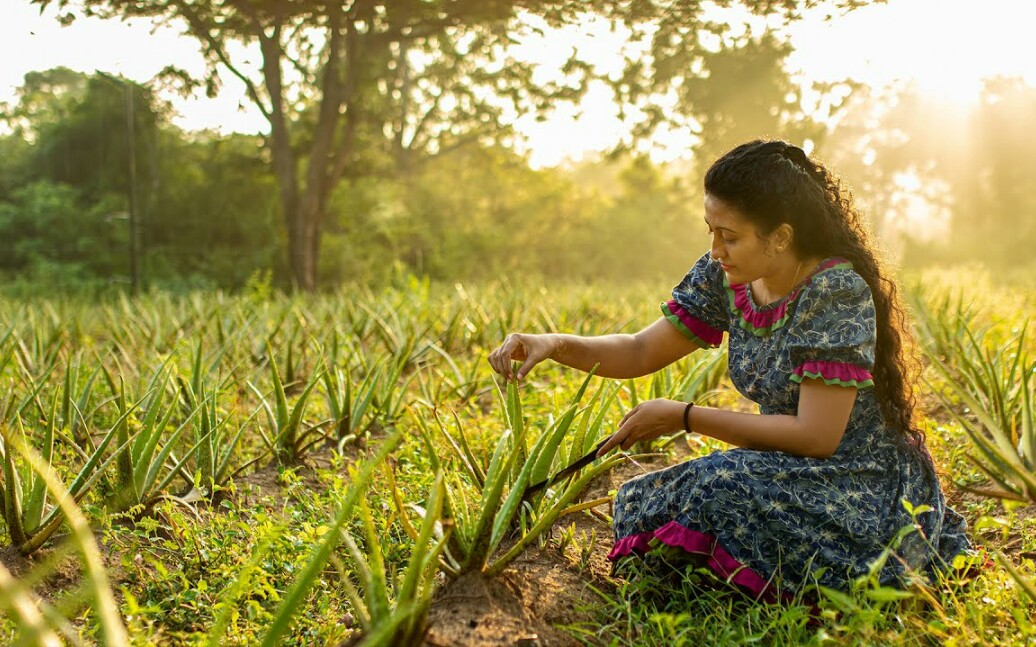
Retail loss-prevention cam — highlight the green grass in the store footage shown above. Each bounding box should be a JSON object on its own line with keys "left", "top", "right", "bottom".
{"left": 0, "top": 276, "right": 1033, "bottom": 645}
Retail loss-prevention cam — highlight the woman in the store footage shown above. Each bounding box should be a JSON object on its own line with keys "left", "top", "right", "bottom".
{"left": 487, "top": 140, "right": 972, "bottom": 600}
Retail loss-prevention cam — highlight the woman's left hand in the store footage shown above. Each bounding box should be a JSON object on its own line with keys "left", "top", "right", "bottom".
{"left": 596, "top": 398, "right": 685, "bottom": 457}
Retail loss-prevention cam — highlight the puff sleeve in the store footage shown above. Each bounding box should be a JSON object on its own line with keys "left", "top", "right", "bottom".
{"left": 785, "top": 268, "right": 876, "bottom": 388}
{"left": 661, "top": 252, "right": 729, "bottom": 349}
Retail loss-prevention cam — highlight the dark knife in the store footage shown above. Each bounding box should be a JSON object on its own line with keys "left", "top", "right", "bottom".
{"left": 523, "top": 437, "right": 611, "bottom": 499}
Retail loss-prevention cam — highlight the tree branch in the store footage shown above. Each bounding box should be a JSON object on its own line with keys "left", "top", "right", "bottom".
{"left": 406, "top": 87, "right": 446, "bottom": 154}
{"left": 170, "top": 0, "right": 272, "bottom": 122}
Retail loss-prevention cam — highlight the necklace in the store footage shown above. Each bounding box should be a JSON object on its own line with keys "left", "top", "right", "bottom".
{"left": 752, "top": 259, "right": 805, "bottom": 307}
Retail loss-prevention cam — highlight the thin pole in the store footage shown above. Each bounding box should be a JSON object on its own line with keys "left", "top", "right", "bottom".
{"left": 125, "top": 82, "right": 139, "bottom": 295}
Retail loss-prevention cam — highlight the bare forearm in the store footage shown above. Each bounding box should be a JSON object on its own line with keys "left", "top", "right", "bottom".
{"left": 547, "top": 333, "right": 649, "bottom": 379}
{"left": 689, "top": 405, "right": 839, "bottom": 459}
{"left": 596, "top": 394, "right": 847, "bottom": 459}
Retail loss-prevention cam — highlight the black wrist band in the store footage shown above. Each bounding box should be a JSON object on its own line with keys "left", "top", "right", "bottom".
{"left": 683, "top": 401, "right": 695, "bottom": 434}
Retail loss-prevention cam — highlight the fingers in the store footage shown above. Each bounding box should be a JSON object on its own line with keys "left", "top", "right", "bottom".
{"left": 514, "top": 348, "right": 545, "bottom": 382}
{"left": 487, "top": 334, "right": 517, "bottom": 380}
{"left": 487, "top": 333, "right": 545, "bottom": 383}
{"left": 596, "top": 405, "right": 641, "bottom": 457}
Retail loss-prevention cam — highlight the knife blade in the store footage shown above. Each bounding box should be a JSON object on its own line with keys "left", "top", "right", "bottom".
{"left": 523, "top": 437, "right": 611, "bottom": 499}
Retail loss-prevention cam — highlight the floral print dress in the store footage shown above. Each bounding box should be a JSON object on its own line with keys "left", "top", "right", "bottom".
{"left": 608, "top": 253, "right": 972, "bottom": 599}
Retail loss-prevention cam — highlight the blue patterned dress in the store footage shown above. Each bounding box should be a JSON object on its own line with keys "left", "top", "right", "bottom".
{"left": 608, "top": 253, "right": 972, "bottom": 599}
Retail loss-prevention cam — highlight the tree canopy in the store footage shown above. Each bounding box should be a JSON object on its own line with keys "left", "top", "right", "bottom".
{"left": 31, "top": 0, "right": 867, "bottom": 290}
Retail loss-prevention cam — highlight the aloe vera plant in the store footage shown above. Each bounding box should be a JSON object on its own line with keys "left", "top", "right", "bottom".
{"left": 331, "top": 471, "right": 450, "bottom": 646}
{"left": 248, "top": 342, "right": 325, "bottom": 464}
{"left": 104, "top": 365, "right": 210, "bottom": 512}
{"left": 415, "top": 368, "right": 628, "bottom": 577}
{"left": 926, "top": 325, "right": 1036, "bottom": 503}
{"left": 1, "top": 391, "right": 137, "bottom": 554}
{"left": 0, "top": 436, "right": 128, "bottom": 646}
{"left": 321, "top": 342, "right": 382, "bottom": 451}
{"left": 175, "top": 343, "right": 257, "bottom": 499}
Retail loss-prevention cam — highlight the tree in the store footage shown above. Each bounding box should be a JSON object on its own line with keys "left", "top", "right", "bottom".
{"left": 35, "top": 0, "right": 870, "bottom": 290}
{"left": 0, "top": 68, "right": 161, "bottom": 288}
{"left": 821, "top": 77, "right": 1036, "bottom": 263}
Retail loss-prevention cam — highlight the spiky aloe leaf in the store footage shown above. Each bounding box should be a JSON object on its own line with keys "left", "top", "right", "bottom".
{"left": 23, "top": 395, "right": 59, "bottom": 533}
{"left": 1, "top": 424, "right": 27, "bottom": 547}
{"left": 486, "top": 452, "right": 628, "bottom": 576}
{"left": 396, "top": 472, "right": 447, "bottom": 612}
{"left": 259, "top": 432, "right": 402, "bottom": 647}
{"left": 358, "top": 497, "right": 391, "bottom": 622}
{"left": 928, "top": 354, "right": 1036, "bottom": 493}
{"left": 4, "top": 438, "right": 128, "bottom": 645}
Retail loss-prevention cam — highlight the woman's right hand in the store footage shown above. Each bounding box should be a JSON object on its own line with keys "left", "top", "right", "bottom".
{"left": 487, "top": 333, "right": 558, "bottom": 382}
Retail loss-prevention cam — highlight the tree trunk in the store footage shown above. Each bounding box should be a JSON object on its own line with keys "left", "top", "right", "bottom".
{"left": 287, "top": 203, "right": 322, "bottom": 292}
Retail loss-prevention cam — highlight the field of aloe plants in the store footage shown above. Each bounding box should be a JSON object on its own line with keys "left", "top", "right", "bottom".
{"left": 0, "top": 269, "right": 1034, "bottom": 646}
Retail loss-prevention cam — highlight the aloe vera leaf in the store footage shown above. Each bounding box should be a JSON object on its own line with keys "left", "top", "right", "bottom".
{"left": 24, "top": 397, "right": 59, "bottom": 532}
{"left": 245, "top": 381, "right": 277, "bottom": 450}
{"left": 928, "top": 357, "right": 1020, "bottom": 461}
{"left": 281, "top": 371, "right": 323, "bottom": 458}
{"left": 1019, "top": 367, "right": 1035, "bottom": 470}
{"left": 465, "top": 431, "right": 516, "bottom": 568}
{"left": 12, "top": 440, "right": 128, "bottom": 645}
{"left": 133, "top": 394, "right": 181, "bottom": 497}
{"left": 398, "top": 472, "right": 445, "bottom": 609}
{"left": 385, "top": 464, "right": 419, "bottom": 543}
{"left": 332, "top": 553, "right": 372, "bottom": 633}
{"left": 260, "top": 432, "right": 401, "bottom": 647}
{"left": 149, "top": 415, "right": 216, "bottom": 498}
{"left": 35, "top": 431, "right": 137, "bottom": 537}
{"left": 1, "top": 424, "right": 27, "bottom": 547}
{"left": 527, "top": 404, "right": 581, "bottom": 487}
{"left": 488, "top": 429, "right": 551, "bottom": 554}
{"left": 214, "top": 408, "right": 262, "bottom": 487}
{"left": 568, "top": 383, "right": 604, "bottom": 465}
{"left": 966, "top": 456, "right": 1028, "bottom": 500}
{"left": 583, "top": 385, "right": 621, "bottom": 456}
{"left": 266, "top": 341, "right": 289, "bottom": 430}
{"left": 486, "top": 453, "right": 627, "bottom": 576}
{"left": 429, "top": 409, "right": 482, "bottom": 486}
{"left": 361, "top": 498, "right": 394, "bottom": 622}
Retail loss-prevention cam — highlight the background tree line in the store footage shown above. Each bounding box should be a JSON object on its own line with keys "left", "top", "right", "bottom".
{"left": 3, "top": 0, "right": 1036, "bottom": 292}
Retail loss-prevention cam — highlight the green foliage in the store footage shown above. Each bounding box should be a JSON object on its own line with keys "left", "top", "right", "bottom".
{"left": 415, "top": 369, "right": 629, "bottom": 577}
{"left": 0, "top": 438, "right": 128, "bottom": 646}
{"left": 332, "top": 471, "right": 449, "bottom": 646}
{"left": 913, "top": 291, "right": 1036, "bottom": 503}
{"left": 248, "top": 343, "right": 324, "bottom": 465}
{"left": 258, "top": 433, "right": 403, "bottom": 646}
{"left": 0, "top": 271, "right": 1031, "bottom": 644}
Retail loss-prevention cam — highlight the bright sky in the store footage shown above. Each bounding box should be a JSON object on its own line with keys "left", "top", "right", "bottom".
{"left": 2, "top": 0, "right": 1035, "bottom": 167}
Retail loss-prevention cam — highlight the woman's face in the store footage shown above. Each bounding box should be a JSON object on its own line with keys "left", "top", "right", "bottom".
{"left": 703, "top": 193, "right": 781, "bottom": 285}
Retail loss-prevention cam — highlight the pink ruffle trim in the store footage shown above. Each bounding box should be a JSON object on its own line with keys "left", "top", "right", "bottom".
{"left": 728, "top": 258, "right": 850, "bottom": 332}
{"left": 791, "top": 360, "right": 873, "bottom": 383}
{"left": 730, "top": 283, "right": 794, "bottom": 329}
{"left": 608, "top": 520, "right": 787, "bottom": 603}
{"left": 663, "top": 300, "right": 724, "bottom": 347}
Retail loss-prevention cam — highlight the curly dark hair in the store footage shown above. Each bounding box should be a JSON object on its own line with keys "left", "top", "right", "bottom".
{"left": 704, "top": 139, "right": 922, "bottom": 445}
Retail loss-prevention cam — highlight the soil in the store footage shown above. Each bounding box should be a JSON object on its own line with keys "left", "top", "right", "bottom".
{"left": 423, "top": 551, "right": 595, "bottom": 647}
{"left": 422, "top": 449, "right": 672, "bottom": 647}
{"left": 7, "top": 431, "right": 1033, "bottom": 646}
{"left": 0, "top": 541, "right": 86, "bottom": 605}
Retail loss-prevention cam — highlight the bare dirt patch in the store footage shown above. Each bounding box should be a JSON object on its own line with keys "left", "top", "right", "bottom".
{"left": 422, "top": 450, "right": 673, "bottom": 646}
{"left": 0, "top": 543, "right": 85, "bottom": 604}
